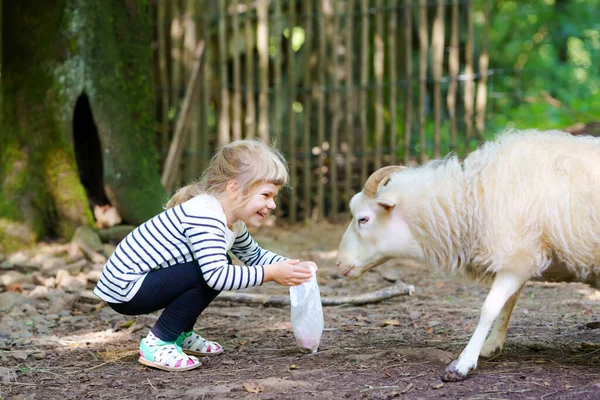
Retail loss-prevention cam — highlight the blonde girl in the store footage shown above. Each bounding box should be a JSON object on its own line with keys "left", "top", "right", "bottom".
{"left": 94, "top": 140, "right": 317, "bottom": 371}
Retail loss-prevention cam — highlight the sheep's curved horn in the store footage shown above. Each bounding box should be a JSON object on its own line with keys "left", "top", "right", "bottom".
{"left": 362, "top": 166, "right": 407, "bottom": 197}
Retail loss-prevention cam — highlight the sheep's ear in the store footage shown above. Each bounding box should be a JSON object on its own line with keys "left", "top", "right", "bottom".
{"left": 377, "top": 199, "right": 396, "bottom": 212}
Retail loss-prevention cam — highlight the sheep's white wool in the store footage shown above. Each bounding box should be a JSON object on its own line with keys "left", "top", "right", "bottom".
{"left": 338, "top": 128, "right": 600, "bottom": 380}
{"left": 381, "top": 129, "right": 600, "bottom": 287}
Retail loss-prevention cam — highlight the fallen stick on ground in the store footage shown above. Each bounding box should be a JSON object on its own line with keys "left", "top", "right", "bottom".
{"left": 214, "top": 282, "right": 415, "bottom": 306}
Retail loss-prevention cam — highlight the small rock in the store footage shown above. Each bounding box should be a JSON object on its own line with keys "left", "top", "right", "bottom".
{"left": 75, "top": 272, "right": 89, "bottom": 285}
{"left": 32, "top": 315, "right": 50, "bottom": 324}
{"left": 86, "top": 270, "right": 102, "bottom": 283}
{"left": 32, "top": 272, "right": 55, "bottom": 288}
{"left": 55, "top": 270, "right": 70, "bottom": 286}
{"left": 0, "top": 271, "right": 33, "bottom": 287}
{"left": 45, "top": 314, "right": 60, "bottom": 321}
{"left": 19, "top": 303, "right": 39, "bottom": 317}
{"left": 67, "top": 242, "right": 85, "bottom": 262}
{"left": 62, "top": 259, "right": 88, "bottom": 275}
{"left": 8, "top": 306, "right": 26, "bottom": 317}
{"left": 47, "top": 292, "right": 77, "bottom": 314}
{"left": 56, "top": 270, "right": 86, "bottom": 291}
{"left": 10, "top": 351, "right": 29, "bottom": 361}
{"left": 90, "top": 253, "right": 107, "bottom": 264}
{"left": 7, "top": 252, "right": 29, "bottom": 266}
{"left": 90, "top": 263, "right": 105, "bottom": 271}
{"left": 42, "top": 257, "right": 65, "bottom": 271}
{"left": 59, "top": 309, "right": 72, "bottom": 317}
{"left": 31, "top": 254, "right": 63, "bottom": 272}
{"left": 73, "top": 226, "right": 103, "bottom": 251}
{"left": 36, "top": 326, "right": 49, "bottom": 334}
{"left": 0, "top": 292, "right": 24, "bottom": 313}
{"left": 98, "top": 225, "right": 135, "bottom": 242}
{"left": 0, "top": 325, "right": 11, "bottom": 339}
{"left": 101, "top": 244, "right": 116, "bottom": 258}
{"left": 79, "top": 290, "right": 101, "bottom": 302}
{"left": 74, "top": 320, "right": 89, "bottom": 329}
{"left": 28, "top": 286, "right": 49, "bottom": 299}
{"left": 409, "top": 311, "right": 421, "bottom": 320}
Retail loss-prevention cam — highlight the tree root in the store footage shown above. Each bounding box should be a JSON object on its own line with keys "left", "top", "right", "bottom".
{"left": 214, "top": 282, "right": 415, "bottom": 306}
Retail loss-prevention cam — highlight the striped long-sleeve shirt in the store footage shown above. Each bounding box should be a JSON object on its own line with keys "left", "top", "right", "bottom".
{"left": 93, "top": 194, "right": 285, "bottom": 303}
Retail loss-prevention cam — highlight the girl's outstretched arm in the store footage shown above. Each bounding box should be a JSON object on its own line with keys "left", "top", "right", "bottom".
{"left": 263, "top": 259, "right": 313, "bottom": 286}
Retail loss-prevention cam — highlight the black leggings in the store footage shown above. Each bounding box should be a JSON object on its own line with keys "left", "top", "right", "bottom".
{"left": 108, "top": 257, "right": 226, "bottom": 342}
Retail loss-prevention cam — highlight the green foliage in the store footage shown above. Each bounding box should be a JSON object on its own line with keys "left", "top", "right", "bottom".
{"left": 484, "top": 0, "right": 600, "bottom": 135}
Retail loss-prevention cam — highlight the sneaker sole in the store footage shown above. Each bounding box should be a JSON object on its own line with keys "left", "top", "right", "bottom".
{"left": 182, "top": 348, "right": 224, "bottom": 356}
{"left": 138, "top": 357, "right": 202, "bottom": 372}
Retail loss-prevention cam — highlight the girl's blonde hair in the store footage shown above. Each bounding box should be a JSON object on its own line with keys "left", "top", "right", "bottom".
{"left": 166, "top": 139, "right": 289, "bottom": 209}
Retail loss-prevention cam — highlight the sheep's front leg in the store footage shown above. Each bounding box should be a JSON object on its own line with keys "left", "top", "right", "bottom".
{"left": 442, "top": 270, "right": 527, "bottom": 382}
{"left": 479, "top": 284, "right": 524, "bottom": 359}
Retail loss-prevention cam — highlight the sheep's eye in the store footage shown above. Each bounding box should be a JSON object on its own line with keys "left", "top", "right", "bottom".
{"left": 357, "top": 216, "right": 369, "bottom": 225}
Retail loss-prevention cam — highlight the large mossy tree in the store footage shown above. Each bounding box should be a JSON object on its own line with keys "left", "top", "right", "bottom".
{"left": 0, "top": 0, "right": 167, "bottom": 252}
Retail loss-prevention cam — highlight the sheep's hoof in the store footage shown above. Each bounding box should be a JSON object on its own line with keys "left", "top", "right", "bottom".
{"left": 441, "top": 360, "right": 468, "bottom": 382}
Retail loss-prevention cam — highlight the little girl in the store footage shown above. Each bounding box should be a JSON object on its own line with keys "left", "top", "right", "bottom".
{"left": 93, "top": 140, "right": 317, "bottom": 371}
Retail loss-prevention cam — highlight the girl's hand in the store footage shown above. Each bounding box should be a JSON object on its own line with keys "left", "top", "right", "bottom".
{"left": 296, "top": 260, "right": 318, "bottom": 274}
{"left": 264, "top": 259, "right": 314, "bottom": 286}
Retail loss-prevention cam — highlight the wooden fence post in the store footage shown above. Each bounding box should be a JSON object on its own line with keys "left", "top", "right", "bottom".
{"left": 161, "top": 41, "right": 206, "bottom": 191}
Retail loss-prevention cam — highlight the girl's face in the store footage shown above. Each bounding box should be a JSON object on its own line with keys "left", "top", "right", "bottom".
{"left": 233, "top": 182, "right": 280, "bottom": 228}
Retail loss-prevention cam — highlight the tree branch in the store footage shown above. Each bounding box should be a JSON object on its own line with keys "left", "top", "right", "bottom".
{"left": 214, "top": 282, "right": 415, "bottom": 306}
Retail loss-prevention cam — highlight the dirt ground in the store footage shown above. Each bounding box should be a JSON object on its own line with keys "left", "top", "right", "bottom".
{"left": 1, "top": 221, "right": 599, "bottom": 400}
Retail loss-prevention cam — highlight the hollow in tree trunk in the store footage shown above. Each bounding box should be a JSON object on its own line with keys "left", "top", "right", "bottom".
{"left": 0, "top": 0, "right": 167, "bottom": 252}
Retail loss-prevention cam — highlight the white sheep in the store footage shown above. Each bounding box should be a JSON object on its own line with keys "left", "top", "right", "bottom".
{"left": 336, "top": 128, "right": 600, "bottom": 381}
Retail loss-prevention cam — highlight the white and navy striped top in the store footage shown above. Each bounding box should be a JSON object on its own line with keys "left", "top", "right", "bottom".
{"left": 93, "top": 194, "right": 285, "bottom": 303}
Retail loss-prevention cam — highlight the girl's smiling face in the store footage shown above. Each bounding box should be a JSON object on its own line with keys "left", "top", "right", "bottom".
{"left": 233, "top": 182, "right": 280, "bottom": 228}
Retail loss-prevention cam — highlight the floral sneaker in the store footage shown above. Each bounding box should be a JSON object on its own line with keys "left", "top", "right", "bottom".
{"left": 138, "top": 332, "right": 201, "bottom": 371}
{"left": 176, "top": 331, "right": 223, "bottom": 356}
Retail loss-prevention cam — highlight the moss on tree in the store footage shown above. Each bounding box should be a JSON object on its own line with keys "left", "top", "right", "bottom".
{"left": 72, "top": 0, "right": 168, "bottom": 223}
{"left": 0, "top": 0, "right": 166, "bottom": 252}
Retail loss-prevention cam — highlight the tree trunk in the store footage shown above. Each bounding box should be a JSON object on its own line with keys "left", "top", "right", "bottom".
{"left": 0, "top": 0, "right": 166, "bottom": 252}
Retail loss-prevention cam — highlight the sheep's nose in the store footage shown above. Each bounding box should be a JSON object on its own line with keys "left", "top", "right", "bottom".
{"left": 335, "top": 260, "right": 341, "bottom": 268}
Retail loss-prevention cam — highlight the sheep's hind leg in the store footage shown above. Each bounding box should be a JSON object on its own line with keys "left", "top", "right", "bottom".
{"left": 480, "top": 284, "right": 524, "bottom": 359}
{"left": 442, "top": 270, "right": 527, "bottom": 382}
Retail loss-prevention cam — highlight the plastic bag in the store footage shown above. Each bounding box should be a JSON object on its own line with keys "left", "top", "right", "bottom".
{"left": 289, "top": 266, "right": 324, "bottom": 353}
